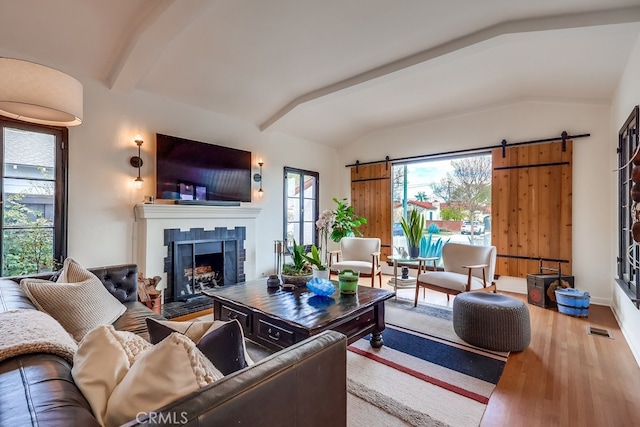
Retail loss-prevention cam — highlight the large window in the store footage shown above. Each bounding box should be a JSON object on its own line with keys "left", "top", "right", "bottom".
{"left": 284, "top": 167, "right": 319, "bottom": 247}
{"left": 0, "top": 119, "right": 67, "bottom": 276}
{"left": 391, "top": 155, "right": 492, "bottom": 256}
{"left": 617, "top": 106, "right": 640, "bottom": 308}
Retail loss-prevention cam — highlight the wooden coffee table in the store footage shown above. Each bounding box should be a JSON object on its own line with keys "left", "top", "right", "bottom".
{"left": 203, "top": 279, "right": 394, "bottom": 351}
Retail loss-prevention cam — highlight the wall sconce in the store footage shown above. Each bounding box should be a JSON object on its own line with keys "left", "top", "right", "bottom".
{"left": 130, "top": 135, "right": 144, "bottom": 190}
{"left": 0, "top": 58, "right": 83, "bottom": 126}
{"left": 253, "top": 160, "right": 264, "bottom": 194}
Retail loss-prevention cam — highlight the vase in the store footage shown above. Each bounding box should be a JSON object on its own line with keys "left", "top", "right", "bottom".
{"left": 408, "top": 246, "right": 420, "bottom": 258}
{"left": 312, "top": 269, "right": 330, "bottom": 280}
{"left": 338, "top": 269, "right": 359, "bottom": 294}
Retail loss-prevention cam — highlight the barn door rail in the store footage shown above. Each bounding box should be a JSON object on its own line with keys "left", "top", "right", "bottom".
{"left": 345, "top": 131, "right": 590, "bottom": 167}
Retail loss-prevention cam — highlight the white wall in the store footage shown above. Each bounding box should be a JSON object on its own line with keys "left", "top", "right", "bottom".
{"left": 64, "top": 78, "right": 339, "bottom": 278}
{"left": 338, "top": 99, "right": 613, "bottom": 307}
{"left": 611, "top": 34, "right": 640, "bottom": 365}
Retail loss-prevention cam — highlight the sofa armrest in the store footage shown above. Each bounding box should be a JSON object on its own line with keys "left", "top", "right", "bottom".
{"left": 125, "top": 330, "right": 347, "bottom": 427}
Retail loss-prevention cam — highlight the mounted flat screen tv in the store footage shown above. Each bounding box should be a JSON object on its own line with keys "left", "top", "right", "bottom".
{"left": 156, "top": 133, "right": 252, "bottom": 203}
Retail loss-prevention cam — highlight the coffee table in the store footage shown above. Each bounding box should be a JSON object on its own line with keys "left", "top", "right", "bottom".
{"left": 202, "top": 279, "right": 394, "bottom": 351}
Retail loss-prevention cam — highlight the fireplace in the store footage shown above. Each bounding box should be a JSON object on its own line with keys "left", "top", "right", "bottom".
{"left": 164, "top": 227, "right": 246, "bottom": 302}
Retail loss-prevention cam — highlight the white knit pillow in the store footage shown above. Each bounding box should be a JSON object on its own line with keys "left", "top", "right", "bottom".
{"left": 72, "top": 325, "right": 152, "bottom": 426}
{"left": 20, "top": 258, "right": 126, "bottom": 341}
{"left": 104, "top": 333, "right": 224, "bottom": 427}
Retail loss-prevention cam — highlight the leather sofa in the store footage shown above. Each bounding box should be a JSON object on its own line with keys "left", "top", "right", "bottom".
{"left": 0, "top": 264, "right": 347, "bottom": 427}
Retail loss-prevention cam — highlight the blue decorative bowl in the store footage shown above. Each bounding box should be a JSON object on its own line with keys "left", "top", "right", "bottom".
{"left": 306, "top": 278, "right": 336, "bottom": 296}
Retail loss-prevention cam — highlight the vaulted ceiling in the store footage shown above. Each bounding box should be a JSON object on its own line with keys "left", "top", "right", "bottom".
{"left": 1, "top": 0, "right": 640, "bottom": 146}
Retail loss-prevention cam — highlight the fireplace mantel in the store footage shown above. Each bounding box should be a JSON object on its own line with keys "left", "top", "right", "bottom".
{"left": 135, "top": 203, "right": 262, "bottom": 220}
{"left": 134, "top": 203, "right": 262, "bottom": 293}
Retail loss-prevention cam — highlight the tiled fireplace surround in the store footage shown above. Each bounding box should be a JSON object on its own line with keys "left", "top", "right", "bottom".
{"left": 134, "top": 204, "right": 262, "bottom": 315}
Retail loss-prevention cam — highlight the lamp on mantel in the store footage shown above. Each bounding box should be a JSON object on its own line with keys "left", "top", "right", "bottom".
{"left": 0, "top": 58, "right": 83, "bottom": 127}
{"left": 130, "top": 136, "right": 144, "bottom": 190}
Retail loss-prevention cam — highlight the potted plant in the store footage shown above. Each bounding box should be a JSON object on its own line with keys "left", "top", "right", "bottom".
{"left": 329, "top": 197, "right": 367, "bottom": 242}
{"left": 281, "top": 239, "right": 313, "bottom": 286}
{"left": 400, "top": 209, "right": 424, "bottom": 258}
{"left": 303, "top": 245, "right": 330, "bottom": 279}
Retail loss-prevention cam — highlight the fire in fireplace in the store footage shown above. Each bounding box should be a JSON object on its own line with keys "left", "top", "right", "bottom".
{"left": 164, "top": 227, "right": 246, "bottom": 303}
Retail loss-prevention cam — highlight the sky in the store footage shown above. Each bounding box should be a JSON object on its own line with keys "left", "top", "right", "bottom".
{"left": 400, "top": 158, "right": 455, "bottom": 200}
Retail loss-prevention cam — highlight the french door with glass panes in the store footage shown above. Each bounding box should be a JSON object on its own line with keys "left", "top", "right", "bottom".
{"left": 284, "top": 167, "right": 319, "bottom": 248}
{"left": 0, "top": 119, "right": 67, "bottom": 276}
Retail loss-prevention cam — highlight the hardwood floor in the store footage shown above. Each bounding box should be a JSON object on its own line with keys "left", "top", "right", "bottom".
{"left": 183, "top": 275, "right": 639, "bottom": 425}
{"left": 371, "top": 274, "right": 640, "bottom": 427}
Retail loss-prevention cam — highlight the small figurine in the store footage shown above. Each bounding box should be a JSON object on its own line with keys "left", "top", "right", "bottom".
{"left": 137, "top": 272, "right": 162, "bottom": 305}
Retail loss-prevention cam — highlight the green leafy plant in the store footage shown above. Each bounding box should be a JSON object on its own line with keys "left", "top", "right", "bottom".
{"left": 329, "top": 198, "right": 367, "bottom": 242}
{"left": 303, "top": 245, "right": 327, "bottom": 271}
{"left": 2, "top": 176, "right": 57, "bottom": 276}
{"left": 282, "top": 239, "right": 312, "bottom": 276}
{"left": 400, "top": 209, "right": 425, "bottom": 248}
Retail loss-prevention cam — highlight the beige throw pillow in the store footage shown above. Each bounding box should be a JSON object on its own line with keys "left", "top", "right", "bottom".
{"left": 20, "top": 257, "right": 126, "bottom": 341}
{"left": 71, "top": 325, "right": 152, "bottom": 426}
{"left": 104, "top": 333, "right": 224, "bottom": 427}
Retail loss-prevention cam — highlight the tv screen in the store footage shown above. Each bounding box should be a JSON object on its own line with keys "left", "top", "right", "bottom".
{"left": 156, "top": 134, "right": 252, "bottom": 202}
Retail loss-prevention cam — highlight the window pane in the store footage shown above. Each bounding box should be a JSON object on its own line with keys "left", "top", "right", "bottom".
{"left": 287, "top": 197, "right": 300, "bottom": 221}
{"left": 3, "top": 178, "right": 54, "bottom": 226}
{"left": 302, "top": 221, "right": 314, "bottom": 246}
{"left": 3, "top": 228, "right": 54, "bottom": 276}
{"left": 391, "top": 154, "right": 492, "bottom": 257}
{"left": 303, "top": 175, "right": 316, "bottom": 197}
{"left": 4, "top": 128, "right": 55, "bottom": 179}
{"left": 287, "top": 223, "right": 299, "bottom": 244}
{"left": 286, "top": 174, "right": 300, "bottom": 197}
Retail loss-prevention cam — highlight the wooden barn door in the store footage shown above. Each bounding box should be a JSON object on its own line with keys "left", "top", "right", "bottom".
{"left": 350, "top": 164, "right": 392, "bottom": 261}
{"left": 492, "top": 140, "right": 572, "bottom": 277}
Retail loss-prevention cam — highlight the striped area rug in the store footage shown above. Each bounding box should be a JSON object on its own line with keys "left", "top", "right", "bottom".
{"left": 346, "top": 298, "right": 508, "bottom": 427}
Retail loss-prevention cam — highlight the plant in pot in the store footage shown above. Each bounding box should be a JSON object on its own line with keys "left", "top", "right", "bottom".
{"left": 281, "top": 239, "right": 313, "bottom": 286}
{"left": 329, "top": 197, "right": 367, "bottom": 243}
{"left": 303, "top": 245, "right": 330, "bottom": 280}
{"left": 400, "top": 209, "right": 425, "bottom": 258}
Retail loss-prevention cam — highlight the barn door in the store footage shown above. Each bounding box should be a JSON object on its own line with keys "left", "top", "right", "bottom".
{"left": 350, "top": 164, "right": 392, "bottom": 261}
{"left": 492, "top": 140, "right": 572, "bottom": 277}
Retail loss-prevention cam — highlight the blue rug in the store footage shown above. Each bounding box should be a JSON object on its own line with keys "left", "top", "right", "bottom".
{"left": 348, "top": 299, "right": 507, "bottom": 404}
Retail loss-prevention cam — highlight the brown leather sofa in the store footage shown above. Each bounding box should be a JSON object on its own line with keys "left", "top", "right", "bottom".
{"left": 0, "top": 264, "right": 347, "bottom": 427}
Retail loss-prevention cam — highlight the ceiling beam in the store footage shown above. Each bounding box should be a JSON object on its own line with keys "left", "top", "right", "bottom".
{"left": 107, "top": 0, "right": 216, "bottom": 92}
{"left": 260, "top": 6, "right": 640, "bottom": 132}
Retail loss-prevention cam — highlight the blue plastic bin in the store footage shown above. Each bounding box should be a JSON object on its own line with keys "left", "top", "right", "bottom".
{"left": 554, "top": 288, "right": 590, "bottom": 317}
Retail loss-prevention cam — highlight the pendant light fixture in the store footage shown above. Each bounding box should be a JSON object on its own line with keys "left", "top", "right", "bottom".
{"left": 0, "top": 58, "right": 83, "bottom": 127}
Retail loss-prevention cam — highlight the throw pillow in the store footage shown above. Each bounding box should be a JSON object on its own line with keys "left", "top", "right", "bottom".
{"left": 146, "top": 318, "right": 253, "bottom": 375}
{"left": 19, "top": 257, "right": 126, "bottom": 341}
{"left": 72, "top": 325, "right": 152, "bottom": 426}
{"left": 104, "top": 332, "right": 224, "bottom": 427}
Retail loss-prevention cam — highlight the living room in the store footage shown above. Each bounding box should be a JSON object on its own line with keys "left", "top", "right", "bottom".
{"left": 1, "top": 1, "right": 640, "bottom": 425}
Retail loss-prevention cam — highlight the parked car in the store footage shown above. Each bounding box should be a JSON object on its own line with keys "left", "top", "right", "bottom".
{"left": 392, "top": 222, "right": 404, "bottom": 236}
{"left": 461, "top": 220, "right": 485, "bottom": 235}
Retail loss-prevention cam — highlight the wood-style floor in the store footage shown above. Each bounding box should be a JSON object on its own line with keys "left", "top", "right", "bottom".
{"left": 375, "top": 274, "right": 640, "bottom": 427}
{"left": 181, "top": 274, "right": 640, "bottom": 426}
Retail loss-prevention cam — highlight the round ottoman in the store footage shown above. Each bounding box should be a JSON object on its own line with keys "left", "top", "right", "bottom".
{"left": 453, "top": 292, "right": 531, "bottom": 352}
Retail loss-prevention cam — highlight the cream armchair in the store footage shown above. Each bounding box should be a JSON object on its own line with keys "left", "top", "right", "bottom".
{"left": 415, "top": 242, "right": 496, "bottom": 306}
{"left": 329, "top": 237, "right": 382, "bottom": 287}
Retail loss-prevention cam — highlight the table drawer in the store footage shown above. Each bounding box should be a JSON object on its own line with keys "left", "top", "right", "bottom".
{"left": 333, "top": 309, "right": 375, "bottom": 338}
{"left": 257, "top": 318, "right": 295, "bottom": 347}
{"left": 220, "top": 304, "right": 252, "bottom": 332}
